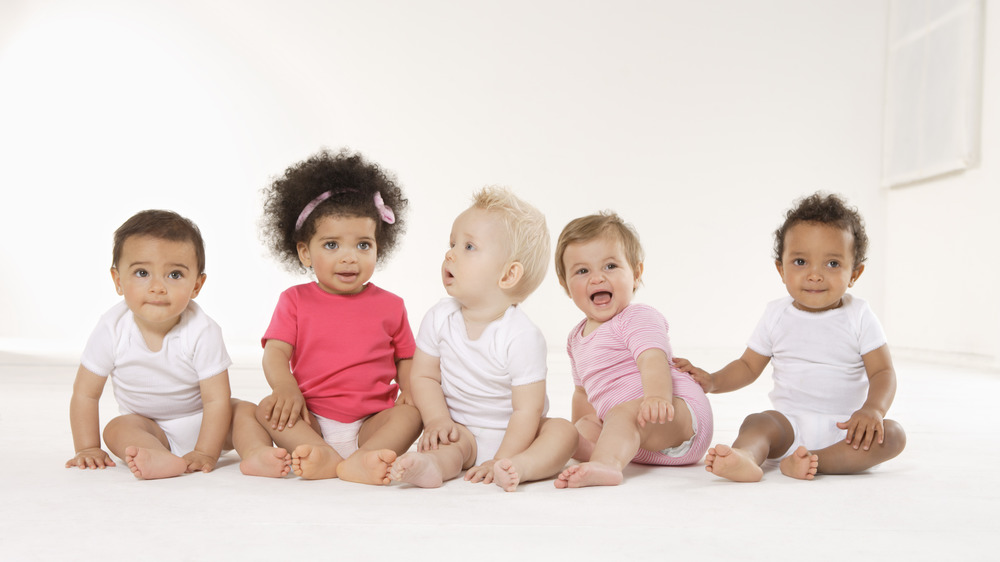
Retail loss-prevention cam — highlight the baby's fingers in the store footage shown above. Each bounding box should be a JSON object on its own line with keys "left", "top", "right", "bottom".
{"left": 859, "top": 423, "right": 882, "bottom": 451}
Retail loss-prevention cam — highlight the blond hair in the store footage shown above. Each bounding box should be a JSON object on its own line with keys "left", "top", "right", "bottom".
{"left": 472, "top": 186, "right": 550, "bottom": 302}
{"left": 555, "top": 211, "right": 644, "bottom": 294}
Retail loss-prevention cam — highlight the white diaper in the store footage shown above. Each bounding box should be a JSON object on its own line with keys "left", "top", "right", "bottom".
{"left": 157, "top": 411, "right": 204, "bottom": 455}
{"left": 467, "top": 426, "right": 507, "bottom": 466}
{"left": 315, "top": 414, "right": 367, "bottom": 458}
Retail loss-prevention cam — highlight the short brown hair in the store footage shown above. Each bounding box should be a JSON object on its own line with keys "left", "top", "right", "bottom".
{"left": 112, "top": 210, "right": 206, "bottom": 273}
{"left": 555, "top": 212, "right": 644, "bottom": 293}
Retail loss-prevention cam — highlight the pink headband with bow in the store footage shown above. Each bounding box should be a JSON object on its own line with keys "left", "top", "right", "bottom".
{"left": 295, "top": 191, "right": 395, "bottom": 231}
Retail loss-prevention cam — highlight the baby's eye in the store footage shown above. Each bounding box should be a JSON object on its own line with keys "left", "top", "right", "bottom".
{"left": 793, "top": 258, "right": 806, "bottom": 266}
{"left": 605, "top": 263, "right": 618, "bottom": 271}
{"left": 827, "top": 260, "right": 840, "bottom": 268}
{"left": 358, "top": 242, "right": 371, "bottom": 251}
{"left": 324, "top": 241, "right": 339, "bottom": 250}
{"left": 168, "top": 271, "right": 184, "bottom": 280}
{"left": 465, "top": 243, "right": 475, "bottom": 251}
{"left": 575, "top": 268, "right": 589, "bottom": 275}
{"left": 134, "top": 269, "right": 149, "bottom": 278}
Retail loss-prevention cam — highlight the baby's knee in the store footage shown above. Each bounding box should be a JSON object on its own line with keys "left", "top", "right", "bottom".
{"left": 546, "top": 417, "right": 578, "bottom": 439}
{"left": 253, "top": 401, "right": 272, "bottom": 425}
{"left": 882, "top": 419, "right": 906, "bottom": 456}
{"left": 740, "top": 411, "right": 784, "bottom": 432}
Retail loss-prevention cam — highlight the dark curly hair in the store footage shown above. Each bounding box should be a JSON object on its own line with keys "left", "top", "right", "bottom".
{"left": 113, "top": 209, "right": 206, "bottom": 274}
{"left": 260, "top": 148, "right": 408, "bottom": 272}
{"left": 773, "top": 192, "right": 868, "bottom": 268}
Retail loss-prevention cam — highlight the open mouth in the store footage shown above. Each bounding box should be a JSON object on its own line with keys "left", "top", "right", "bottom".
{"left": 590, "top": 291, "right": 612, "bottom": 305}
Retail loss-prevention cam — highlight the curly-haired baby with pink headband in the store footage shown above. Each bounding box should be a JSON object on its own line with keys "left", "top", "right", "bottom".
{"left": 256, "top": 148, "right": 421, "bottom": 484}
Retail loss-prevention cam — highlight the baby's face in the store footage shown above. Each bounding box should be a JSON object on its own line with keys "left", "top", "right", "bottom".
{"left": 442, "top": 208, "right": 511, "bottom": 306}
{"left": 560, "top": 234, "right": 641, "bottom": 332}
{"left": 111, "top": 235, "right": 205, "bottom": 335}
{"left": 776, "top": 222, "right": 863, "bottom": 312}
{"left": 297, "top": 214, "right": 378, "bottom": 295}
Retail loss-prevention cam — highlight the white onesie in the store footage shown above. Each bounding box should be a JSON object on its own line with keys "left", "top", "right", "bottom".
{"left": 747, "top": 294, "right": 887, "bottom": 455}
{"left": 81, "top": 301, "right": 232, "bottom": 452}
{"left": 415, "top": 298, "right": 549, "bottom": 463}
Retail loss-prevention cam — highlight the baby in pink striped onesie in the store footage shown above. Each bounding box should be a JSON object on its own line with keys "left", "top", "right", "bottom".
{"left": 553, "top": 212, "right": 713, "bottom": 488}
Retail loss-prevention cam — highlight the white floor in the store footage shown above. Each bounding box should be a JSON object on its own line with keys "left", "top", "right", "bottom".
{"left": 1, "top": 351, "right": 997, "bottom": 561}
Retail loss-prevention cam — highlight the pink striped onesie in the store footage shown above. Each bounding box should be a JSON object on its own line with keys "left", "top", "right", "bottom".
{"left": 567, "top": 303, "right": 712, "bottom": 466}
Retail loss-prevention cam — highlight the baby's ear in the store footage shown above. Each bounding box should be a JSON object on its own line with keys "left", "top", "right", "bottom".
{"left": 499, "top": 261, "right": 524, "bottom": 290}
{"left": 633, "top": 262, "right": 644, "bottom": 292}
{"left": 849, "top": 263, "right": 865, "bottom": 287}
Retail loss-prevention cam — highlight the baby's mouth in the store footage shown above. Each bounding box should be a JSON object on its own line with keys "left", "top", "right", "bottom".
{"left": 590, "top": 291, "right": 612, "bottom": 305}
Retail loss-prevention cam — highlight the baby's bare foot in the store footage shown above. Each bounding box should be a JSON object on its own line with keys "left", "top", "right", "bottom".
{"left": 553, "top": 462, "right": 623, "bottom": 489}
{"left": 389, "top": 452, "right": 444, "bottom": 488}
{"left": 779, "top": 446, "right": 819, "bottom": 480}
{"left": 125, "top": 446, "right": 187, "bottom": 480}
{"left": 337, "top": 449, "right": 397, "bottom": 485}
{"left": 493, "top": 458, "right": 521, "bottom": 492}
{"left": 705, "top": 444, "right": 763, "bottom": 482}
{"left": 240, "top": 447, "right": 291, "bottom": 478}
{"left": 291, "top": 444, "right": 340, "bottom": 480}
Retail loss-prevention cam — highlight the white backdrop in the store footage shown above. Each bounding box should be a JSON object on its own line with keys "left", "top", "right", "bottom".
{"left": 4, "top": 0, "right": 982, "bottom": 368}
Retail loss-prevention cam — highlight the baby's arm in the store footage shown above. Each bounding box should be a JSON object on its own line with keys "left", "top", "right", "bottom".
{"left": 674, "top": 348, "right": 770, "bottom": 394}
{"left": 183, "top": 370, "right": 233, "bottom": 473}
{"left": 838, "top": 344, "right": 897, "bottom": 450}
{"left": 259, "top": 339, "right": 309, "bottom": 431}
{"left": 66, "top": 365, "right": 116, "bottom": 469}
{"left": 465, "top": 380, "right": 545, "bottom": 483}
{"left": 636, "top": 349, "right": 674, "bottom": 427}
{"left": 409, "top": 349, "right": 459, "bottom": 450}
{"left": 394, "top": 357, "right": 414, "bottom": 405}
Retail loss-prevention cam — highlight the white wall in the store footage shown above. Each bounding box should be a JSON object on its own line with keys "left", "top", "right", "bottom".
{"left": 884, "top": 4, "right": 1000, "bottom": 368}
{"left": 0, "top": 1, "right": 915, "bottom": 368}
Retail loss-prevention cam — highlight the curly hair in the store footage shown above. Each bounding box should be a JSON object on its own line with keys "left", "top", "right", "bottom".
{"left": 773, "top": 192, "right": 869, "bottom": 268}
{"left": 113, "top": 209, "right": 206, "bottom": 274}
{"left": 471, "top": 186, "right": 550, "bottom": 302}
{"left": 260, "top": 148, "right": 408, "bottom": 272}
{"left": 555, "top": 212, "right": 644, "bottom": 294}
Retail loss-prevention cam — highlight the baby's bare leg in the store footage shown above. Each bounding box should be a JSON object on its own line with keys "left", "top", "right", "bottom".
{"left": 556, "top": 402, "right": 644, "bottom": 488}
{"left": 705, "top": 410, "right": 794, "bottom": 483}
{"left": 103, "top": 414, "right": 186, "bottom": 480}
{"left": 232, "top": 400, "right": 290, "bottom": 478}
{"left": 496, "top": 417, "right": 578, "bottom": 492}
{"left": 390, "top": 429, "right": 475, "bottom": 488}
{"left": 356, "top": 403, "right": 423, "bottom": 454}
{"left": 811, "top": 419, "right": 906, "bottom": 476}
{"left": 336, "top": 404, "right": 422, "bottom": 485}
{"left": 572, "top": 415, "right": 602, "bottom": 462}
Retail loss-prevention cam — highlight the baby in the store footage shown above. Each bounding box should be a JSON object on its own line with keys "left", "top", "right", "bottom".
{"left": 389, "top": 187, "right": 577, "bottom": 491}
{"left": 553, "top": 212, "right": 713, "bottom": 488}
{"left": 676, "top": 192, "right": 906, "bottom": 481}
{"left": 66, "top": 210, "right": 290, "bottom": 479}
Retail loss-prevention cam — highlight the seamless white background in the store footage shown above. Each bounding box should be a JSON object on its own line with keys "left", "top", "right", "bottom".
{"left": 1, "top": 0, "right": 997, "bottom": 369}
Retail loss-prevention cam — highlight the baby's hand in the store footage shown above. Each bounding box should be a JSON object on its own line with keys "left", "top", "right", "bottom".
{"left": 464, "top": 460, "right": 497, "bottom": 484}
{"left": 65, "top": 448, "right": 116, "bottom": 470}
{"left": 259, "top": 384, "right": 310, "bottom": 431}
{"left": 673, "top": 357, "right": 714, "bottom": 393}
{"left": 419, "top": 418, "right": 460, "bottom": 451}
{"left": 837, "top": 407, "right": 885, "bottom": 451}
{"left": 637, "top": 395, "right": 674, "bottom": 428}
{"left": 183, "top": 450, "right": 218, "bottom": 473}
